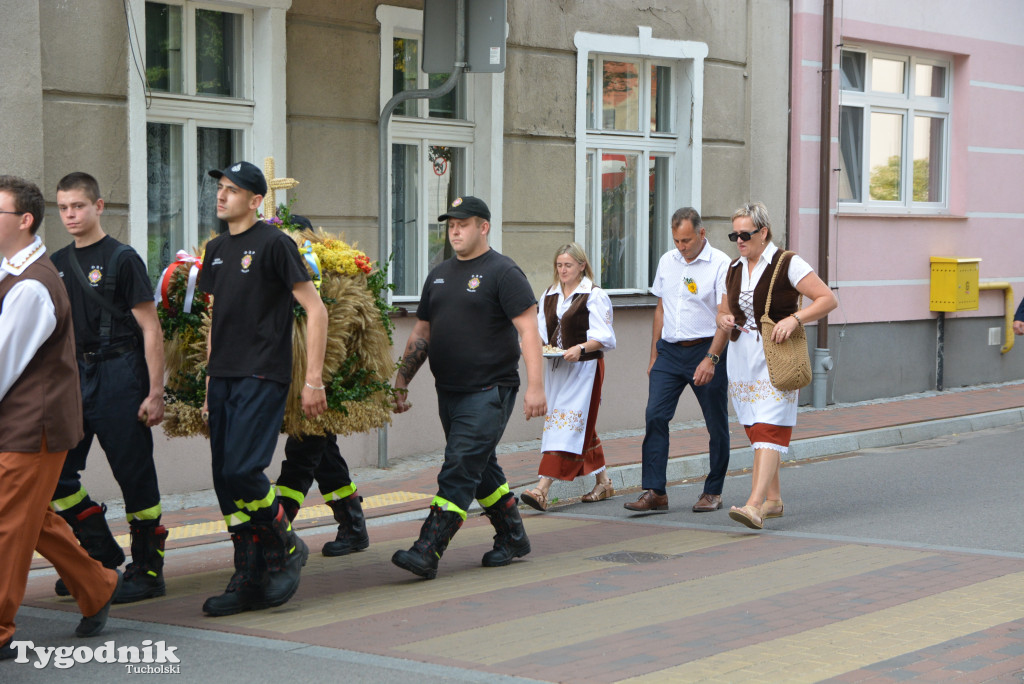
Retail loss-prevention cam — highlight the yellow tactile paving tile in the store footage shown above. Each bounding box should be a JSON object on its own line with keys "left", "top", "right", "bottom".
{"left": 214, "top": 523, "right": 747, "bottom": 633}
{"left": 33, "top": 491, "right": 433, "bottom": 559}
{"left": 619, "top": 571, "right": 1024, "bottom": 684}
{"left": 395, "top": 544, "right": 930, "bottom": 665}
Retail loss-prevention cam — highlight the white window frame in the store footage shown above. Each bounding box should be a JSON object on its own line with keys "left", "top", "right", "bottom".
{"left": 127, "top": 0, "right": 291, "bottom": 269}
{"left": 377, "top": 4, "right": 505, "bottom": 303}
{"left": 838, "top": 45, "right": 952, "bottom": 214}
{"left": 574, "top": 27, "right": 707, "bottom": 294}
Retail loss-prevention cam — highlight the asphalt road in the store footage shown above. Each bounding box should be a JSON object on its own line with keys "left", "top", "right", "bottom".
{"left": 569, "top": 421, "right": 1024, "bottom": 554}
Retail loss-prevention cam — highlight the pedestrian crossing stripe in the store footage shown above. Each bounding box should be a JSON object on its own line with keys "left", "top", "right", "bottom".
{"left": 33, "top": 491, "right": 432, "bottom": 559}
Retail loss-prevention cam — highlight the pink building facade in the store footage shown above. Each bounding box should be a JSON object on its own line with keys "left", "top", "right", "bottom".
{"left": 790, "top": 0, "right": 1024, "bottom": 401}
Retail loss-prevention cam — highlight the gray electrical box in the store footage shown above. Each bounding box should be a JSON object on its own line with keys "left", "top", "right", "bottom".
{"left": 422, "top": 0, "right": 507, "bottom": 74}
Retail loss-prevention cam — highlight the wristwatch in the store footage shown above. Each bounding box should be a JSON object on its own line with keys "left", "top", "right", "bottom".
{"left": 705, "top": 352, "right": 720, "bottom": 365}
{"left": 579, "top": 344, "right": 587, "bottom": 356}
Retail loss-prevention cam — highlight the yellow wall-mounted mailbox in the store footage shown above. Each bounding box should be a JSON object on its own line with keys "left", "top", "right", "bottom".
{"left": 930, "top": 257, "right": 981, "bottom": 312}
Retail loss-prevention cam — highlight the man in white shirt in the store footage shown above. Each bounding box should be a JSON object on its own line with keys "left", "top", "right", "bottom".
{"left": 625, "top": 207, "right": 732, "bottom": 513}
{"left": 0, "top": 175, "right": 121, "bottom": 658}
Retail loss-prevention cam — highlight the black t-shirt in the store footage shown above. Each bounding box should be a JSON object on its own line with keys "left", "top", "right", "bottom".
{"left": 50, "top": 236, "right": 152, "bottom": 354}
{"left": 197, "top": 221, "right": 311, "bottom": 385}
{"left": 418, "top": 249, "right": 536, "bottom": 391}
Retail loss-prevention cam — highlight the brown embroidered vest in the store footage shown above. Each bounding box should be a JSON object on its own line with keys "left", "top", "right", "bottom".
{"left": 543, "top": 289, "right": 603, "bottom": 361}
{"left": 0, "top": 257, "right": 84, "bottom": 452}
{"left": 726, "top": 250, "right": 801, "bottom": 342}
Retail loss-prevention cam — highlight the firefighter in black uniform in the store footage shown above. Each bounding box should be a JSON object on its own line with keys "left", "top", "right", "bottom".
{"left": 49, "top": 172, "right": 167, "bottom": 604}
{"left": 271, "top": 215, "right": 368, "bottom": 556}
{"left": 275, "top": 433, "right": 369, "bottom": 556}
{"left": 391, "top": 197, "right": 546, "bottom": 579}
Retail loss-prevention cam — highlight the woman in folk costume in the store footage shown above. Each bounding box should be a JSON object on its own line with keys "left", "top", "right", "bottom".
{"left": 521, "top": 244, "right": 615, "bottom": 511}
{"left": 715, "top": 202, "right": 836, "bottom": 530}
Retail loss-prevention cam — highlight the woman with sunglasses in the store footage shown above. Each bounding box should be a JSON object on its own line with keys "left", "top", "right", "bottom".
{"left": 716, "top": 202, "right": 837, "bottom": 529}
{"left": 521, "top": 243, "right": 616, "bottom": 511}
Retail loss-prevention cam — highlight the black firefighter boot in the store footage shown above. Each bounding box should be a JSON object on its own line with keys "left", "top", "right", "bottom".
{"left": 322, "top": 493, "right": 370, "bottom": 557}
{"left": 254, "top": 505, "right": 309, "bottom": 608}
{"left": 278, "top": 497, "right": 300, "bottom": 523}
{"left": 391, "top": 505, "right": 464, "bottom": 580}
{"left": 55, "top": 503, "right": 126, "bottom": 597}
{"left": 481, "top": 495, "right": 531, "bottom": 567}
{"left": 202, "top": 527, "right": 266, "bottom": 616}
{"left": 114, "top": 521, "right": 169, "bottom": 603}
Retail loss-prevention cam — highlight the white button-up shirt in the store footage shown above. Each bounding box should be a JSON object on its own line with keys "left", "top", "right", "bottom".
{"left": 0, "top": 236, "right": 56, "bottom": 401}
{"left": 650, "top": 239, "right": 731, "bottom": 342}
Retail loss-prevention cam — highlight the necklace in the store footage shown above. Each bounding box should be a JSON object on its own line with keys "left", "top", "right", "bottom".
{"left": 6, "top": 239, "right": 44, "bottom": 270}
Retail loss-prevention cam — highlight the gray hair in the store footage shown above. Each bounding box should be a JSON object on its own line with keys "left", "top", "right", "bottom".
{"left": 731, "top": 201, "right": 774, "bottom": 242}
{"left": 671, "top": 207, "right": 702, "bottom": 231}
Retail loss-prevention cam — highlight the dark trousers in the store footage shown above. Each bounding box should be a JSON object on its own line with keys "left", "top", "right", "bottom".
{"left": 277, "top": 433, "right": 353, "bottom": 501}
{"left": 53, "top": 349, "right": 160, "bottom": 519}
{"left": 435, "top": 386, "right": 517, "bottom": 514}
{"left": 641, "top": 339, "right": 730, "bottom": 494}
{"left": 207, "top": 376, "right": 289, "bottom": 526}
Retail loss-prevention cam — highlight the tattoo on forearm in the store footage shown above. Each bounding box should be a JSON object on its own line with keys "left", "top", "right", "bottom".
{"left": 398, "top": 338, "right": 429, "bottom": 384}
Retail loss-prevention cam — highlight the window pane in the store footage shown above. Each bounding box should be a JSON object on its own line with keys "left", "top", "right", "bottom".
{"left": 586, "top": 58, "right": 596, "bottom": 129}
{"left": 599, "top": 152, "right": 639, "bottom": 289}
{"left": 197, "top": 127, "right": 242, "bottom": 237}
{"left": 428, "top": 72, "right": 462, "bottom": 119}
{"left": 872, "top": 57, "right": 905, "bottom": 94}
{"left": 391, "top": 144, "right": 419, "bottom": 297}
{"left": 915, "top": 63, "right": 946, "bottom": 98}
{"left": 195, "top": 9, "right": 243, "bottom": 97}
{"left": 838, "top": 106, "right": 863, "bottom": 201}
{"left": 145, "top": 2, "right": 182, "bottom": 93}
{"left": 840, "top": 51, "right": 865, "bottom": 92}
{"left": 648, "top": 156, "right": 670, "bottom": 287}
{"left": 869, "top": 112, "right": 903, "bottom": 201}
{"left": 585, "top": 152, "right": 594, "bottom": 252}
{"left": 393, "top": 38, "right": 419, "bottom": 116}
{"left": 602, "top": 60, "right": 640, "bottom": 131}
{"left": 146, "top": 122, "right": 184, "bottom": 278}
{"left": 913, "top": 116, "right": 944, "bottom": 202}
{"left": 426, "top": 146, "right": 464, "bottom": 268}
{"left": 651, "top": 65, "right": 672, "bottom": 132}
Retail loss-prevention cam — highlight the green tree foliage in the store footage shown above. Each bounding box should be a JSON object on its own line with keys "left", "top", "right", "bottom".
{"left": 869, "top": 155, "right": 932, "bottom": 202}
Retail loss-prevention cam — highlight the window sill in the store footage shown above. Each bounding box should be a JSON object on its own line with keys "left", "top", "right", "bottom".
{"left": 390, "top": 293, "right": 659, "bottom": 319}
{"left": 608, "top": 294, "right": 659, "bottom": 309}
{"left": 835, "top": 212, "right": 967, "bottom": 220}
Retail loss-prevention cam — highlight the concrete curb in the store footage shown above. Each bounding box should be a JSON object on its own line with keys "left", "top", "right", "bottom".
{"left": 518, "top": 407, "right": 1024, "bottom": 506}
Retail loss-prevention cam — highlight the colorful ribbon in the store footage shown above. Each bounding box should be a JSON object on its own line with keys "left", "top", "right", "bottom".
{"left": 156, "top": 251, "right": 202, "bottom": 313}
{"left": 299, "top": 240, "right": 322, "bottom": 292}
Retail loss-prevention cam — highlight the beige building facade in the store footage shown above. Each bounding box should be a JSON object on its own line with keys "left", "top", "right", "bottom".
{"left": 4, "top": 0, "right": 791, "bottom": 498}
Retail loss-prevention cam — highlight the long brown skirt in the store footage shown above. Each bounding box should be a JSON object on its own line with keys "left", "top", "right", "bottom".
{"left": 537, "top": 357, "right": 606, "bottom": 481}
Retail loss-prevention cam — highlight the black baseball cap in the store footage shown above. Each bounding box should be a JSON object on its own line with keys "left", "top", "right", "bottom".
{"left": 208, "top": 161, "right": 268, "bottom": 197}
{"left": 438, "top": 196, "right": 490, "bottom": 222}
{"left": 290, "top": 214, "right": 314, "bottom": 231}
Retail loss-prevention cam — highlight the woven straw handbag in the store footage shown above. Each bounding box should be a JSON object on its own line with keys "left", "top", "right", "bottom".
{"left": 759, "top": 251, "right": 812, "bottom": 391}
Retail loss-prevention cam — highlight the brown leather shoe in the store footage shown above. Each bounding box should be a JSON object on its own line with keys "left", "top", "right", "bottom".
{"left": 623, "top": 490, "right": 668, "bottom": 512}
{"left": 692, "top": 493, "right": 722, "bottom": 512}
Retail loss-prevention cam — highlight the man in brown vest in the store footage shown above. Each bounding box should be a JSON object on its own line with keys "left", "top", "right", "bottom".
{"left": 0, "top": 176, "right": 120, "bottom": 659}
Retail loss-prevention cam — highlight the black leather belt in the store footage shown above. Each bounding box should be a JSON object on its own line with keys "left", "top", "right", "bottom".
{"left": 79, "top": 339, "right": 138, "bottom": 364}
{"left": 675, "top": 337, "right": 713, "bottom": 347}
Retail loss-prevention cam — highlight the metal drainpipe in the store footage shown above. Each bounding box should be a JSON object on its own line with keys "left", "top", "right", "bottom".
{"left": 812, "top": 0, "right": 835, "bottom": 409}
{"left": 376, "top": 0, "right": 467, "bottom": 468}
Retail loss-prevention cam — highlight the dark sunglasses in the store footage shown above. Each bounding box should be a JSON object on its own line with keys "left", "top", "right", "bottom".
{"left": 728, "top": 227, "right": 761, "bottom": 242}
